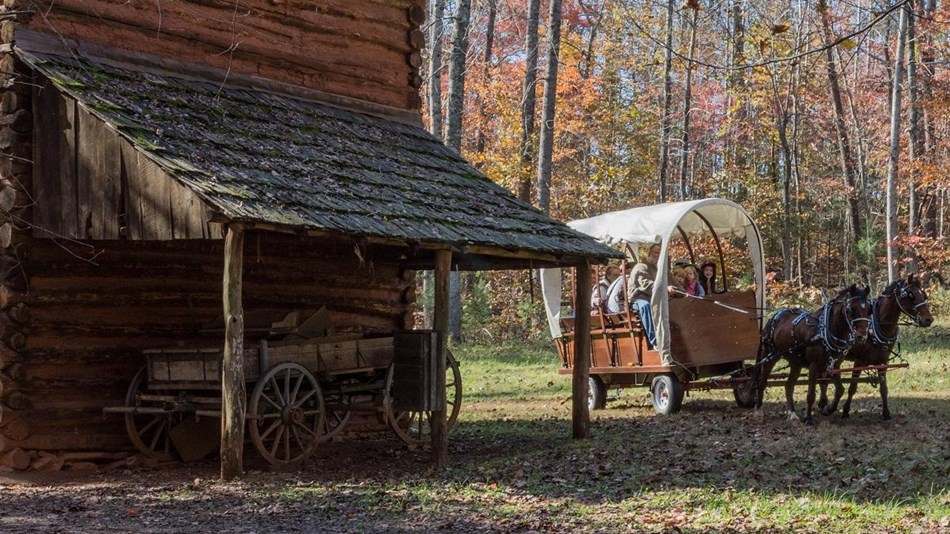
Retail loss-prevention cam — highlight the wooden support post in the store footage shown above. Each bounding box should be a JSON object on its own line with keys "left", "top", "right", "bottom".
{"left": 572, "top": 266, "right": 592, "bottom": 439}
{"left": 431, "top": 249, "right": 451, "bottom": 469}
{"left": 220, "top": 224, "right": 246, "bottom": 480}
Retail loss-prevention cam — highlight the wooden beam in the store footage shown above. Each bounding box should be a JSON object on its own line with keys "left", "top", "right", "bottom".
{"left": 220, "top": 224, "right": 245, "bottom": 480}
{"left": 572, "top": 266, "right": 592, "bottom": 439}
{"left": 431, "top": 249, "right": 450, "bottom": 469}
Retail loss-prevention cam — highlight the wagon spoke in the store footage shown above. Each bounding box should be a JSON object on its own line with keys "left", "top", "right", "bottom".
{"left": 259, "top": 419, "right": 282, "bottom": 442}
{"left": 137, "top": 415, "right": 163, "bottom": 437}
{"left": 292, "top": 426, "right": 306, "bottom": 452}
{"left": 283, "top": 427, "right": 291, "bottom": 461}
{"left": 268, "top": 426, "right": 285, "bottom": 457}
{"left": 294, "top": 422, "right": 317, "bottom": 438}
{"left": 290, "top": 374, "right": 305, "bottom": 404}
{"left": 147, "top": 419, "right": 168, "bottom": 452}
{"left": 268, "top": 376, "right": 286, "bottom": 405}
{"left": 260, "top": 390, "right": 283, "bottom": 412}
{"left": 283, "top": 370, "right": 292, "bottom": 405}
{"left": 292, "top": 388, "right": 317, "bottom": 409}
{"left": 301, "top": 409, "right": 323, "bottom": 416}
{"left": 257, "top": 412, "right": 281, "bottom": 420}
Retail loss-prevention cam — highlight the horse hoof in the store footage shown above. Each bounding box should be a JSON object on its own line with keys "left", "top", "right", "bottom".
{"left": 752, "top": 409, "right": 764, "bottom": 419}
{"left": 804, "top": 418, "right": 815, "bottom": 427}
{"left": 787, "top": 411, "right": 800, "bottom": 422}
{"left": 882, "top": 412, "right": 892, "bottom": 421}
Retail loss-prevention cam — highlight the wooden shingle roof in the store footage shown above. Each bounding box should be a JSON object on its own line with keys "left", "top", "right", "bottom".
{"left": 19, "top": 46, "right": 619, "bottom": 265}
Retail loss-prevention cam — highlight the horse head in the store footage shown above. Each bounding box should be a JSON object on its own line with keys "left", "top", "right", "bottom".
{"left": 835, "top": 284, "right": 871, "bottom": 345}
{"left": 895, "top": 274, "right": 934, "bottom": 327}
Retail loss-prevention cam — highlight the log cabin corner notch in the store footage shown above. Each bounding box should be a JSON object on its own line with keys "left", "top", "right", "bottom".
{"left": 0, "top": 29, "right": 619, "bottom": 474}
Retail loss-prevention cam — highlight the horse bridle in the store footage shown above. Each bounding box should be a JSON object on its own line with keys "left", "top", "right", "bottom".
{"left": 895, "top": 281, "right": 930, "bottom": 326}
{"left": 819, "top": 294, "right": 868, "bottom": 353}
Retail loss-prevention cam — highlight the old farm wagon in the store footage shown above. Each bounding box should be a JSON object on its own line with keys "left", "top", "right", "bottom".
{"left": 0, "top": 12, "right": 619, "bottom": 474}
{"left": 105, "top": 325, "right": 463, "bottom": 465}
{"left": 542, "top": 199, "right": 765, "bottom": 414}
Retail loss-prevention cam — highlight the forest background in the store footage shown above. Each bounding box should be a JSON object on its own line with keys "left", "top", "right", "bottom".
{"left": 420, "top": 0, "right": 950, "bottom": 343}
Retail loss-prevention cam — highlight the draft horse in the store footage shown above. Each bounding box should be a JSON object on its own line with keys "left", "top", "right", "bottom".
{"left": 819, "top": 274, "right": 934, "bottom": 420}
{"left": 750, "top": 284, "right": 871, "bottom": 426}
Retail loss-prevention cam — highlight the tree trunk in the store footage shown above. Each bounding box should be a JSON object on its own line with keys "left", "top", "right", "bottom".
{"left": 220, "top": 224, "right": 245, "bottom": 481}
{"left": 906, "top": 5, "right": 920, "bottom": 235}
{"left": 817, "top": 0, "right": 862, "bottom": 249}
{"left": 679, "top": 6, "right": 698, "bottom": 200}
{"left": 535, "top": 0, "right": 562, "bottom": 214}
{"left": 427, "top": 0, "right": 446, "bottom": 138}
{"left": 474, "top": 0, "right": 495, "bottom": 154}
{"left": 444, "top": 0, "right": 472, "bottom": 342}
{"left": 658, "top": 0, "right": 674, "bottom": 203}
{"left": 885, "top": 4, "right": 908, "bottom": 283}
{"left": 444, "top": 0, "right": 471, "bottom": 151}
{"left": 518, "top": 0, "right": 542, "bottom": 204}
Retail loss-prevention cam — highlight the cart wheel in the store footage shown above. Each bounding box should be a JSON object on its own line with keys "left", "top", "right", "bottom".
{"left": 732, "top": 380, "right": 756, "bottom": 409}
{"left": 651, "top": 374, "right": 683, "bottom": 415}
{"left": 588, "top": 375, "right": 607, "bottom": 411}
{"left": 320, "top": 388, "right": 352, "bottom": 442}
{"left": 249, "top": 362, "right": 325, "bottom": 466}
{"left": 124, "top": 366, "right": 179, "bottom": 461}
{"left": 388, "top": 350, "right": 463, "bottom": 449}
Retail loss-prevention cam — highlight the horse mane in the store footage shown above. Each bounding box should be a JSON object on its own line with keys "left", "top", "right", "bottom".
{"left": 881, "top": 280, "right": 902, "bottom": 297}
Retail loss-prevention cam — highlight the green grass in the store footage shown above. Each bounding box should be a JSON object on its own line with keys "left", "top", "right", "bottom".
{"left": 21, "top": 314, "right": 947, "bottom": 533}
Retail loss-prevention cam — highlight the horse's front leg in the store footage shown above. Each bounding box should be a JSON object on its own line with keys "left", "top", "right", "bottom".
{"left": 803, "top": 364, "right": 821, "bottom": 426}
{"left": 785, "top": 364, "right": 802, "bottom": 422}
{"left": 822, "top": 373, "right": 845, "bottom": 416}
{"left": 879, "top": 370, "right": 891, "bottom": 421}
{"left": 841, "top": 369, "right": 860, "bottom": 418}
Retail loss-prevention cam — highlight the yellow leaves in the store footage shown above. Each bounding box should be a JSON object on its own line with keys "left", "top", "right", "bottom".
{"left": 683, "top": 0, "right": 702, "bottom": 10}
{"left": 771, "top": 23, "right": 790, "bottom": 34}
{"left": 838, "top": 38, "right": 857, "bottom": 51}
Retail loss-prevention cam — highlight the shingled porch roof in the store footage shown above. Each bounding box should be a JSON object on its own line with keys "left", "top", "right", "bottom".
{"left": 17, "top": 42, "right": 620, "bottom": 268}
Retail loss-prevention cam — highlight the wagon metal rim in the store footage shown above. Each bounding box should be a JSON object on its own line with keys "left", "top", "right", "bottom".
{"left": 124, "top": 366, "right": 180, "bottom": 462}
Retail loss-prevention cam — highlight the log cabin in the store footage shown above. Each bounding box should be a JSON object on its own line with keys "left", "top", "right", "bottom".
{"left": 0, "top": 0, "right": 618, "bottom": 473}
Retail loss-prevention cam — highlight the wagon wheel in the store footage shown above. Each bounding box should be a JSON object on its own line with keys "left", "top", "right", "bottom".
{"left": 319, "top": 386, "right": 352, "bottom": 443}
{"left": 124, "top": 366, "right": 180, "bottom": 462}
{"left": 651, "top": 374, "right": 684, "bottom": 415}
{"left": 588, "top": 375, "right": 607, "bottom": 411}
{"left": 249, "top": 362, "right": 325, "bottom": 466}
{"left": 388, "top": 350, "right": 463, "bottom": 449}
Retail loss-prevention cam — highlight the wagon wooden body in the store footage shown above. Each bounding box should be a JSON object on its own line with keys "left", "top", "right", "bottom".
{"left": 105, "top": 332, "right": 462, "bottom": 465}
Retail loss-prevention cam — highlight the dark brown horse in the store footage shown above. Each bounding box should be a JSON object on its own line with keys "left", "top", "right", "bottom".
{"left": 750, "top": 285, "right": 871, "bottom": 426}
{"left": 819, "top": 275, "right": 934, "bottom": 420}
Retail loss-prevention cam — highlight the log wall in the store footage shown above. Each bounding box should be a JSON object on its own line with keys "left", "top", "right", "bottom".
{"left": 22, "top": 0, "right": 427, "bottom": 110}
{"left": 0, "top": 233, "right": 415, "bottom": 461}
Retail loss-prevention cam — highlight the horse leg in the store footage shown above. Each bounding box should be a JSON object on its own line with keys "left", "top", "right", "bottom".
{"left": 752, "top": 359, "right": 775, "bottom": 416}
{"left": 879, "top": 370, "right": 891, "bottom": 421}
{"left": 841, "top": 370, "right": 860, "bottom": 418}
{"left": 822, "top": 373, "right": 845, "bottom": 416}
{"left": 818, "top": 382, "right": 828, "bottom": 411}
{"left": 803, "top": 365, "right": 819, "bottom": 426}
{"left": 784, "top": 364, "right": 802, "bottom": 422}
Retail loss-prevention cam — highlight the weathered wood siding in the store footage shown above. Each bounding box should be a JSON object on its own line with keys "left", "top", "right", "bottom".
{"left": 1, "top": 234, "right": 414, "bottom": 453}
{"left": 23, "top": 0, "right": 425, "bottom": 110}
{"left": 32, "top": 81, "right": 217, "bottom": 241}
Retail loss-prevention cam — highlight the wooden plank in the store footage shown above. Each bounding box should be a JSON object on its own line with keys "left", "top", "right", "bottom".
{"left": 572, "top": 267, "right": 591, "bottom": 439}
{"left": 137, "top": 150, "right": 173, "bottom": 239}
{"left": 76, "top": 106, "right": 121, "bottom": 239}
{"left": 120, "top": 142, "right": 144, "bottom": 239}
{"left": 31, "top": 80, "right": 63, "bottom": 238}
{"left": 431, "top": 249, "right": 450, "bottom": 469}
{"left": 220, "top": 224, "right": 244, "bottom": 480}
{"left": 60, "top": 96, "right": 79, "bottom": 238}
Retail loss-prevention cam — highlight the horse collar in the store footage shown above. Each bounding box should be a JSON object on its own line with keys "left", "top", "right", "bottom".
{"left": 869, "top": 297, "right": 899, "bottom": 346}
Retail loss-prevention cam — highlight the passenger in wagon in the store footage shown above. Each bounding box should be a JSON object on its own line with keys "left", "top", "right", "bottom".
{"left": 626, "top": 243, "right": 677, "bottom": 349}
{"left": 590, "top": 265, "right": 621, "bottom": 313}
{"left": 682, "top": 264, "right": 705, "bottom": 297}
{"left": 699, "top": 261, "right": 718, "bottom": 295}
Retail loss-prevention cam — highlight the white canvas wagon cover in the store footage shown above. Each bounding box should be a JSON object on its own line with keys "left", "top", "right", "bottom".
{"left": 541, "top": 198, "right": 765, "bottom": 365}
